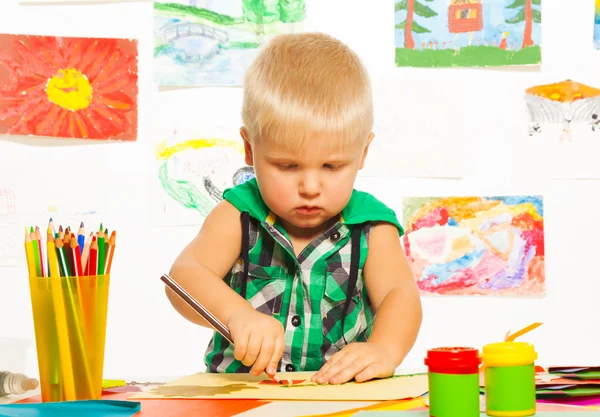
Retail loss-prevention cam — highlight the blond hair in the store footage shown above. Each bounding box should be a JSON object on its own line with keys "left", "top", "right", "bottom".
{"left": 242, "top": 32, "right": 373, "bottom": 150}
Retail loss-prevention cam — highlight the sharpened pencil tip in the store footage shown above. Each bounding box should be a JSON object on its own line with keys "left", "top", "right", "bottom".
{"left": 80, "top": 221, "right": 84, "bottom": 227}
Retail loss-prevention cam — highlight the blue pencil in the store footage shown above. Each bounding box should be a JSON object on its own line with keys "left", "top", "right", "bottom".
{"left": 77, "top": 222, "right": 85, "bottom": 255}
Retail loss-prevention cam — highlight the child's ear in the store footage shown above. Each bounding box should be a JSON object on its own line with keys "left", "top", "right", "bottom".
{"left": 240, "top": 127, "right": 254, "bottom": 166}
{"left": 359, "top": 132, "right": 375, "bottom": 170}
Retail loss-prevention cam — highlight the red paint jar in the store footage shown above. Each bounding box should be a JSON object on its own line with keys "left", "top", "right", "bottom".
{"left": 425, "top": 347, "right": 481, "bottom": 417}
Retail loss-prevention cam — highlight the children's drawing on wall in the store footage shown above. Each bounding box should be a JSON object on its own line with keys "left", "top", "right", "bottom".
{"left": 403, "top": 196, "right": 545, "bottom": 296}
{"left": 0, "top": 35, "right": 138, "bottom": 141}
{"left": 154, "top": 0, "right": 306, "bottom": 87}
{"left": 156, "top": 128, "right": 254, "bottom": 225}
{"left": 525, "top": 80, "right": 600, "bottom": 143}
{"left": 394, "top": 0, "right": 541, "bottom": 67}
{"left": 595, "top": 0, "right": 600, "bottom": 49}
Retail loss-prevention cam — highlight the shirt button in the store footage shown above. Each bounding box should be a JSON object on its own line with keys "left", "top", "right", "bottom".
{"left": 331, "top": 232, "right": 341, "bottom": 241}
{"left": 285, "top": 364, "right": 296, "bottom": 372}
{"left": 291, "top": 315, "right": 301, "bottom": 327}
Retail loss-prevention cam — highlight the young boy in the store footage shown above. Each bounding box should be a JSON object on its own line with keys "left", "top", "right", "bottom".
{"left": 166, "top": 32, "right": 422, "bottom": 385}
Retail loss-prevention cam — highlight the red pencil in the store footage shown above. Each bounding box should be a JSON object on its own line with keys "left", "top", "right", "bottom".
{"left": 88, "top": 236, "right": 98, "bottom": 276}
{"left": 70, "top": 238, "right": 83, "bottom": 277}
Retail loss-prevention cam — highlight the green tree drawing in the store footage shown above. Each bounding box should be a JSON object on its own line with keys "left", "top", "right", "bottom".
{"left": 395, "top": 0, "right": 438, "bottom": 49}
{"left": 242, "top": 0, "right": 280, "bottom": 35}
{"left": 279, "top": 0, "right": 306, "bottom": 23}
{"left": 242, "top": 0, "right": 306, "bottom": 35}
{"left": 506, "top": 0, "right": 541, "bottom": 48}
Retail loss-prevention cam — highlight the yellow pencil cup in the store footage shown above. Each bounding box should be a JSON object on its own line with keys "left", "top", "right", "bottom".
{"left": 27, "top": 275, "right": 110, "bottom": 402}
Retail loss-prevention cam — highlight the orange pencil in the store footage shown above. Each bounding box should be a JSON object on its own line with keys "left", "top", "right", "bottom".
{"left": 105, "top": 231, "right": 116, "bottom": 274}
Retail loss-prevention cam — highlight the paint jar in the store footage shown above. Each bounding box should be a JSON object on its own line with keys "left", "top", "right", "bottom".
{"left": 425, "top": 347, "right": 481, "bottom": 417}
{"left": 482, "top": 342, "right": 537, "bottom": 417}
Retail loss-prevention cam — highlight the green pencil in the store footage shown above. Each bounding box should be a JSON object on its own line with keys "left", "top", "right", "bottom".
{"left": 54, "top": 238, "right": 69, "bottom": 277}
{"left": 98, "top": 230, "right": 106, "bottom": 275}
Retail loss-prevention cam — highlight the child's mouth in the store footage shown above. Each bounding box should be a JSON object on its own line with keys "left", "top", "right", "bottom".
{"left": 296, "top": 206, "right": 321, "bottom": 216}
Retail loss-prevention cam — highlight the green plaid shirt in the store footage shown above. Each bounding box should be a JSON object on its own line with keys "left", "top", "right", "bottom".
{"left": 204, "top": 179, "right": 403, "bottom": 373}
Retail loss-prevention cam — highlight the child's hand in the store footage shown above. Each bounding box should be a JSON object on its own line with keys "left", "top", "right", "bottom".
{"left": 311, "top": 342, "right": 396, "bottom": 385}
{"left": 227, "top": 310, "right": 285, "bottom": 377}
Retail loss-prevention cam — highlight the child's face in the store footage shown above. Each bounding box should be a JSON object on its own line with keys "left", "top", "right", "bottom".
{"left": 242, "top": 130, "right": 373, "bottom": 234}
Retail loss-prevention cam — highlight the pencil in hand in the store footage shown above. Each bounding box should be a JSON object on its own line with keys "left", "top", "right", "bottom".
{"left": 159, "top": 273, "right": 288, "bottom": 384}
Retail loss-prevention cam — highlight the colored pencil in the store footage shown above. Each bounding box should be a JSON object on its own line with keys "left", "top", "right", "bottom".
{"left": 89, "top": 237, "right": 98, "bottom": 276}
{"left": 104, "top": 228, "right": 109, "bottom": 255}
{"left": 30, "top": 230, "right": 42, "bottom": 277}
{"left": 58, "top": 225, "right": 64, "bottom": 240}
{"left": 105, "top": 231, "right": 116, "bottom": 274}
{"left": 160, "top": 273, "right": 286, "bottom": 383}
{"left": 97, "top": 230, "right": 105, "bottom": 276}
{"left": 77, "top": 222, "right": 85, "bottom": 255}
{"left": 46, "top": 230, "right": 60, "bottom": 279}
{"left": 63, "top": 231, "right": 74, "bottom": 277}
{"left": 35, "top": 227, "right": 45, "bottom": 277}
{"left": 54, "top": 237, "right": 69, "bottom": 277}
{"left": 47, "top": 219, "right": 54, "bottom": 275}
{"left": 24, "top": 228, "right": 36, "bottom": 277}
{"left": 81, "top": 233, "right": 92, "bottom": 275}
{"left": 70, "top": 238, "right": 83, "bottom": 277}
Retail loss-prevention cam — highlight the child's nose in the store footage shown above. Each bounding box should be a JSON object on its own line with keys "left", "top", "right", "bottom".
{"left": 299, "top": 172, "right": 321, "bottom": 197}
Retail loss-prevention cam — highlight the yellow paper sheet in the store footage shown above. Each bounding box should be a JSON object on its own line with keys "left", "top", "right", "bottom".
{"left": 130, "top": 372, "right": 428, "bottom": 401}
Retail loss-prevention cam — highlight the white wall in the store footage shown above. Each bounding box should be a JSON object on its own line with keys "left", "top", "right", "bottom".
{"left": 0, "top": 0, "right": 599, "bottom": 381}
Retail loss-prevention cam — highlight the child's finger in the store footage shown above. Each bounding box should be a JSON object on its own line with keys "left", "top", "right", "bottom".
{"left": 266, "top": 334, "right": 285, "bottom": 376}
{"left": 242, "top": 332, "right": 263, "bottom": 367}
{"left": 312, "top": 351, "right": 346, "bottom": 383}
{"left": 354, "top": 363, "right": 382, "bottom": 383}
{"left": 233, "top": 328, "right": 250, "bottom": 362}
{"left": 250, "top": 335, "right": 275, "bottom": 376}
{"left": 329, "top": 358, "right": 370, "bottom": 385}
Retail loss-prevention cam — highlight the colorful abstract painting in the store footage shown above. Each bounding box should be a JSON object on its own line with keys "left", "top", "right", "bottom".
{"left": 394, "top": 0, "right": 541, "bottom": 67}
{"left": 525, "top": 80, "right": 600, "bottom": 142}
{"left": 154, "top": 0, "right": 306, "bottom": 87}
{"left": 0, "top": 34, "right": 138, "bottom": 140}
{"left": 403, "top": 196, "right": 545, "bottom": 296}
{"left": 156, "top": 128, "right": 255, "bottom": 225}
{"left": 595, "top": 0, "right": 600, "bottom": 49}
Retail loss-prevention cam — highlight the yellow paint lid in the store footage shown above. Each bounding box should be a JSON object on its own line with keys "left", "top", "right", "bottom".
{"left": 482, "top": 342, "right": 537, "bottom": 367}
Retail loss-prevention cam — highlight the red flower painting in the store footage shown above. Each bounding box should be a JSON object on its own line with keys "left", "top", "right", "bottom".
{"left": 0, "top": 35, "right": 138, "bottom": 141}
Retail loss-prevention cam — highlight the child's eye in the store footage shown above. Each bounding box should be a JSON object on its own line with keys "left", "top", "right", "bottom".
{"left": 278, "top": 164, "right": 297, "bottom": 170}
{"left": 323, "top": 164, "right": 341, "bottom": 170}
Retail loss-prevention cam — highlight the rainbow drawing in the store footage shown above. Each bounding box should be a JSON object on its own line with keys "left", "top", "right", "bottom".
{"left": 156, "top": 135, "right": 254, "bottom": 219}
{"left": 403, "top": 196, "right": 545, "bottom": 296}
